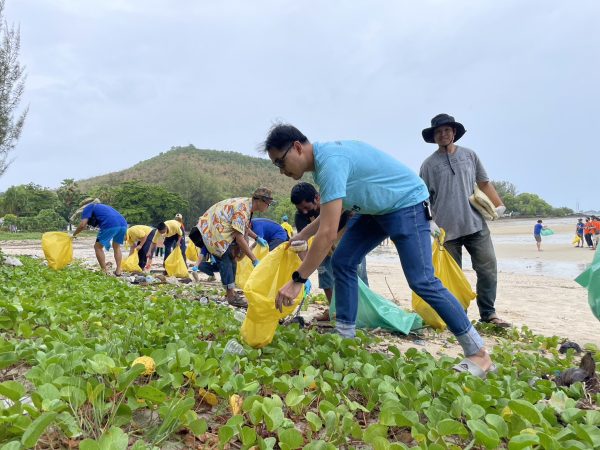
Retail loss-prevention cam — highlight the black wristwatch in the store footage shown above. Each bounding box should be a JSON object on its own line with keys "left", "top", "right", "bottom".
{"left": 292, "top": 271, "right": 308, "bottom": 284}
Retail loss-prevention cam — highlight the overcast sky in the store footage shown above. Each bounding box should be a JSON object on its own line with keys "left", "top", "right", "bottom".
{"left": 2, "top": 0, "right": 598, "bottom": 211}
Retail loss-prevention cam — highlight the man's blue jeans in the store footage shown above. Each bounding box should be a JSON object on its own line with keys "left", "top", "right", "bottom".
{"left": 198, "top": 245, "right": 237, "bottom": 289}
{"left": 331, "top": 204, "right": 484, "bottom": 356}
{"left": 443, "top": 224, "right": 498, "bottom": 322}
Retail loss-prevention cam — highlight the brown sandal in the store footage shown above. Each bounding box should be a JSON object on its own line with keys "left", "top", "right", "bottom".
{"left": 481, "top": 317, "right": 511, "bottom": 328}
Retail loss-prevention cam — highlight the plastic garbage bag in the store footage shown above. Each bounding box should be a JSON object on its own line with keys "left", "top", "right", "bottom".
{"left": 330, "top": 279, "right": 423, "bottom": 334}
{"left": 186, "top": 239, "right": 199, "bottom": 262}
{"left": 572, "top": 235, "right": 582, "bottom": 246}
{"left": 122, "top": 249, "right": 142, "bottom": 273}
{"left": 42, "top": 232, "right": 73, "bottom": 270}
{"left": 164, "top": 247, "right": 190, "bottom": 278}
{"left": 241, "top": 245, "right": 304, "bottom": 348}
{"left": 411, "top": 230, "right": 476, "bottom": 330}
{"left": 235, "top": 245, "right": 270, "bottom": 290}
{"left": 575, "top": 247, "right": 600, "bottom": 322}
{"left": 541, "top": 228, "right": 554, "bottom": 236}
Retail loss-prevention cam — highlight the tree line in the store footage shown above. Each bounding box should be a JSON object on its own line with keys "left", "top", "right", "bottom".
{"left": 0, "top": 178, "right": 573, "bottom": 233}
{"left": 0, "top": 179, "right": 297, "bottom": 232}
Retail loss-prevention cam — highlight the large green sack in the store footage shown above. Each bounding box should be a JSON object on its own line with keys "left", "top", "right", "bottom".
{"left": 575, "top": 247, "right": 600, "bottom": 321}
{"left": 541, "top": 228, "right": 554, "bottom": 236}
{"left": 330, "top": 279, "right": 423, "bottom": 334}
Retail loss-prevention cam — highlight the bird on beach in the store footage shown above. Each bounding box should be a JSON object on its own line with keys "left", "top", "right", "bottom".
{"left": 555, "top": 352, "right": 596, "bottom": 387}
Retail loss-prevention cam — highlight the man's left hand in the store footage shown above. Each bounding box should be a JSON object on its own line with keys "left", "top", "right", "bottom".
{"left": 496, "top": 205, "right": 506, "bottom": 217}
{"left": 275, "top": 280, "right": 302, "bottom": 312}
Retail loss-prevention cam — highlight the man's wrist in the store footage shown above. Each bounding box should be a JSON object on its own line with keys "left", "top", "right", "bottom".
{"left": 292, "top": 270, "right": 308, "bottom": 284}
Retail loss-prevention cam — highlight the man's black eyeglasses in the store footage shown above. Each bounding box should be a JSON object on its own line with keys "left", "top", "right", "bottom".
{"left": 272, "top": 142, "right": 294, "bottom": 169}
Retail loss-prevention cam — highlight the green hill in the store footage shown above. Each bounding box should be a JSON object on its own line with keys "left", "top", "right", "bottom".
{"left": 77, "top": 145, "right": 303, "bottom": 223}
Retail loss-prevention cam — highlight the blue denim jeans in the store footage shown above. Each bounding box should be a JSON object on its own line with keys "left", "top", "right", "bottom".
{"left": 331, "top": 204, "right": 484, "bottom": 356}
{"left": 198, "top": 245, "right": 237, "bottom": 289}
{"left": 443, "top": 224, "right": 498, "bottom": 322}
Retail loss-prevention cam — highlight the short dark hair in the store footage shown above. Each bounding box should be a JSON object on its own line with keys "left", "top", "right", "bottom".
{"left": 262, "top": 123, "right": 308, "bottom": 153}
{"left": 537, "top": 219, "right": 543, "bottom": 223}
{"left": 291, "top": 182, "right": 318, "bottom": 205}
{"left": 157, "top": 222, "right": 167, "bottom": 232}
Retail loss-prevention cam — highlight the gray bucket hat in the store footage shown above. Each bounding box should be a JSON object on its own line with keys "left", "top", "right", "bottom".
{"left": 422, "top": 113, "right": 466, "bottom": 144}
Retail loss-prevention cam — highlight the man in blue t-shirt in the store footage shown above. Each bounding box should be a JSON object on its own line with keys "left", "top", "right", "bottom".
{"left": 262, "top": 123, "right": 495, "bottom": 378}
{"left": 576, "top": 219, "right": 584, "bottom": 248}
{"left": 533, "top": 219, "right": 546, "bottom": 251}
{"left": 72, "top": 198, "right": 128, "bottom": 275}
{"left": 250, "top": 218, "right": 288, "bottom": 250}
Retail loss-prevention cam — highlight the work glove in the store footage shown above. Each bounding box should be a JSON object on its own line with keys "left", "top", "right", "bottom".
{"left": 429, "top": 220, "right": 441, "bottom": 238}
{"left": 252, "top": 259, "right": 260, "bottom": 267}
{"left": 496, "top": 205, "right": 506, "bottom": 217}
{"left": 256, "top": 237, "right": 268, "bottom": 247}
{"left": 191, "top": 266, "right": 199, "bottom": 272}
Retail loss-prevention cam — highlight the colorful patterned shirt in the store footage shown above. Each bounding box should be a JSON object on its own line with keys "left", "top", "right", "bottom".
{"left": 198, "top": 197, "right": 252, "bottom": 257}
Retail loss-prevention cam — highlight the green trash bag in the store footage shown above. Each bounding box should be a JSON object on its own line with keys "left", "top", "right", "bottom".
{"left": 330, "top": 279, "right": 423, "bottom": 334}
{"left": 575, "top": 247, "right": 600, "bottom": 322}
{"left": 541, "top": 228, "right": 554, "bottom": 236}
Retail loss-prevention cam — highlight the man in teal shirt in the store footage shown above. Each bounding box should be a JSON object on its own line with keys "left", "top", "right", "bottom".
{"left": 262, "top": 123, "right": 495, "bottom": 378}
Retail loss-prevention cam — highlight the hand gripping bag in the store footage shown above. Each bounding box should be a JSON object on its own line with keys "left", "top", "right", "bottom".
{"left": 241, "top": 245, "right": 304, "bottom": 348}
{"left": 411, "top": 230, "right": 476, "bottom": 330}
{"left": 330, "top": 279, "right": 423, "bottom": 334}
{"left": 42, "top": 232, "right": 73, "bottom": 270}
{"left": 164, "top": 246, "right": 190, "bottom": 278}
{"left": 235, "top": 245, "right": 270, "bottom": 290}
{"left": 122, "top": 249, "right": 142, "bottom": 273}
{"left": 186, "top": 240, "right": 199, "bottom": 262}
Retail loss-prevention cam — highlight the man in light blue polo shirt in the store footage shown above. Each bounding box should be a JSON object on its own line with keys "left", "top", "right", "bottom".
{"left": 262, "top": 123, "right": 495, "bottom": 378}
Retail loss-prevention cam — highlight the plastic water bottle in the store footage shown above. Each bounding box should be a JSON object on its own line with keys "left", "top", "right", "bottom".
{"left": 233, "top": 310, "right": 246, "bottom": 323}
{"left": 224, "top": 339, "right": 245, "bottom": 355}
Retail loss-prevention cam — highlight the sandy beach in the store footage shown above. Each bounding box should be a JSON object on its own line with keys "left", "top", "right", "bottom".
{"left": 2, "top": 217, "right": 597, "bottom": 355}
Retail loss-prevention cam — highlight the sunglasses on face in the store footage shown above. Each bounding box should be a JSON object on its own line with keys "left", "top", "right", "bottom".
{"left": 272, "top": 142, "right": 294, "bottom": 169}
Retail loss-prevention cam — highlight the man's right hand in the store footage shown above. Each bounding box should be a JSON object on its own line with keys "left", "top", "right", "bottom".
{"left": 429, "top": 221, "right": 441, "bottom": 238}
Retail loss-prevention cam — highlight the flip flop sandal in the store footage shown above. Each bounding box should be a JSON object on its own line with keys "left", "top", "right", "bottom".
{"left": 453, "top": 359, "right": 498, "bottom": 379}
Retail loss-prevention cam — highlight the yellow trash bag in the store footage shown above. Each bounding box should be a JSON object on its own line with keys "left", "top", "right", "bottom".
{"left": 572, "top": 235, "right": 582, "bottom": 246}
{"left": 411, "top": 230, "right": 476, "bottom": 330}
{"left": 186, "top": 240, "right": 199, "bottom": 262}
{"left": 42, "top": 232, "right": 73, "bottom": 270}
{"left": 164, "top": 246, "right": 190, "bottom": 278}
{"left": 235, "top": 245, "right": 270, "bottom": 290}
{"left": 122, "top": 249, "right": 142, "bottom": 273}
{"left": 241, "top": 245, "right": 304, "bottom": 348}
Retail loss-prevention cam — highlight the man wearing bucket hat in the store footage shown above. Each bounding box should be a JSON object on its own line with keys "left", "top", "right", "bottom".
{"left": 194, "top": 187, "right": 274, "bottom": 307}
{"left": 419, "top": 114, "right": 510, "bottom": 328}
{"left": 71, "top": 198, "right": 128, "bottom": 276}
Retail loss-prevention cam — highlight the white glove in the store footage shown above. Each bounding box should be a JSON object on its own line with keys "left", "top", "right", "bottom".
{"left": 496, "top": 205, "right": 506, "bottom": 217}
{"left": 429, "top": 220, "right": 441, "bottom": 238}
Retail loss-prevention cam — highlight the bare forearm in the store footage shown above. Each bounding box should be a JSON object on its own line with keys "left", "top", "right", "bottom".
{"left": 296, "top": 231, "right": 334, "bottom": 278}
{"left": 295, "top": 216, "right": 321, "bottom": 241}
{"left": 477, "top": 181, "right": 503, "bottom": 207}
{"left": 235, "top": 233, "right": 255, "bottom": 261}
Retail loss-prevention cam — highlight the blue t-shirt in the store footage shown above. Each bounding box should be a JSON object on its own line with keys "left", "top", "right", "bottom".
{"left": 82, "top": 203, "right": 127, "bottom": 229}
{"left": 313, "top": 140, "right": 429, "bottom": 215}
{"left": 534, "top": 223, "right": 543, "bottom": 235}
{"left": 251, "top": 218, "right": 288, "bottom": 242}
{"left": 577, "top": 222, "right": 584, "bottom": 234}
